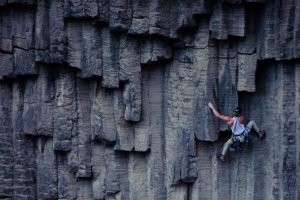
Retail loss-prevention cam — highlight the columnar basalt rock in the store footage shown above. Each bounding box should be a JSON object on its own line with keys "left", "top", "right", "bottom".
{"left": 0, "top": 1, "right": 300, "bottom": 200}
{"left": 76, "top": 78, "right": 93, "bottom": 178}
{"left": 37, "top": 64, "right": 55, "bottom": 137}
{"left": 12, "top": 81, "right": 37, "bottom": 199}
{"left": 53, "top": 68, "right": 76, "bottom": 151}
{"left": 0, "top": 82, "right": 14, "bottom": 198}
{"left": 36, "top": 138, "right": 58, "bottom": 200}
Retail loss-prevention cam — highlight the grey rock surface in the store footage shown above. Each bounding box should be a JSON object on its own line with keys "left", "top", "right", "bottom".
{"left": 0, "top": 0, "right": 300, "bottom": 199}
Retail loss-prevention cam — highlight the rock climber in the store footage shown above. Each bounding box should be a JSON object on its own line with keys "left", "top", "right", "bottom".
{"left": 208, "top": 102, "right": 265, "bottom": 162}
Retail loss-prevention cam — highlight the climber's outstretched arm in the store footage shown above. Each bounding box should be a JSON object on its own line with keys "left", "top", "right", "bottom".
{"left": 208, "top": 102, "right": 231, "bottom": 123}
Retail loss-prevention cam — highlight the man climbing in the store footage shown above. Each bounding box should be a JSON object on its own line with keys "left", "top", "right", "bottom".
{"left": 208, "top": 102, "right": 265, "bottom": 162}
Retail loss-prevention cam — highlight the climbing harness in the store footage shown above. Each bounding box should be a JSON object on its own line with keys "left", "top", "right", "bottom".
{"left": 231, "top": 118, "right": 251, "bottom": 152}
{"left": 231, "top": 130, "right": 252, "bottom": 152}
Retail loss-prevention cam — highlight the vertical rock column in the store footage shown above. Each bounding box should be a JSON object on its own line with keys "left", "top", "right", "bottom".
{"left": 227, "top": 4, "right": 245, "bottom": 37}
{"left": 36, "top": 138, "right": 58, "bottom": 200}
{"left": 101, "top": 27, "right": 120, "bottom": 88}
{"left": 140, "top": 37, "right": 172, "bottom": 64}
{"left": 92, "top": 142, "right": 106, "bottom": 200}
{"left": 37, "top": 64, "right": 54, "bottom": 136}
{"left": 269, "top": 62, "right": 283, "bottom": 200}
{"left": 148, "top": 0, "right": 170, "bottom": 36}
{"left": 1, "top": 7, "right": 13, "bottom": 54}
{"left": 49, "top": 0, "right": 65, "bottom": 63}
{"left": 104, "top": 34, "right": 136, "bottom": 151}
{"left": 98, "top": 0, "right": 109, "bottom": 23}
{"left": 76, "top": 177, "right": 93, "bottom": 200}
{"left": 35, "top": 0, "right": 65, "bottom": 63}
{"left": 12, "top": 7, "right": 37, "bottom": 76}
{"left": 113, "top": 89, "right": 135, "bottom": 151}
{"left": 164, "top": 48, "right": 197, "bottom": 199}
{"left": 109, "top": 0, "right": 132, "bottom": 32}
{"left": 57, "top": 153, "right": 76, "bottom": 199}
{"left": 119, "top": 35, "right": 141, "bottom": 122}
{"left": 67, "top": 20, "right": 102, "bottom": 78}
{"left": 75, "top": 78, "right": 92, "bottom": 178}
{"left": 104, "top": 147, "right": 130, "bottom": 199}
{"left": 276, "top": 0, "right": 295, "bottom": 60}
{"left": 210, "top": 1, "right": 228, "bottom": 40}
{"left": 256, "top": 0, "right": 276, "bottom": 60}
{"left": 294, "top": 0, "right": 300, "bottom": 58}
{"left": 237, "top": 5, "right": 257, "bottom": 92}
{"left": 35, "top": 0, "right": 50, "bottom": 62}
{"left": 114, "top": 152, "right": 130, "bottom": 199}
{"left": 54, "top": 69, "right": 78, "bottom": 198}
{"left": 14, "top": 48, "right": 37, "bottom": 76}
{"left": 280, "top": 62, "right": 297, "bottom": 199}
{"left": 53, "top": 68, "right": 76, "bottom": 151}
{"left": 65, "top": 20, "right": 81, "bottom": 69}
{"left": 170, "top": 0, "right": 197, "bottom": 39}
{"left": 217, "top": 39, "right": 239, "bottom": 131}
{"left": 23, "top": 78, "right": 37, "bottom": 136}
{"left": 36, "top": 68, "right": 58, "bottom": 200}
{"left": 143, "top": 65, "right": 167, "bottom": 200}
{"left": 12, "top": 81, "right": 37, "bottom": 199}
{"left": 91, "top": 81, "right": 117, "bottom": 144}
{"left": 133, "top": 71, "right": 151, "bottom": 152}
{"left": 250, "top": 61, "right": 295, "bottom": 200}
{"left": 259, "top": 60, "right": 277, "bottom": 200}
{"left": 12, "top": 7, "right": 34, "bottom": 50}
{"left": 129, "top": 0, "right": 149, "bottom": 34}
{"left": 295, "top": 61, "right": 300, "bottom": 198}
{"left": 210, "top": 1, "right": 245, "bottom": 39}
{"left": 0, "top": 52, "right": 13, "bottom": 79}
{"left": 194, "top": 16, "right": 219, "bottom": 141}
{"left": 0, "top": 83, "right": 14, "bottom": 198}
{"left": 81, "top": 21, "right": 102, "bottom": 78}
{"left": 189, "top": 141, "right": 216, "bottom": 200}
{"left": 237, "top": 53, "right": 257, "bottom": 92}
{"left": 128, "top": 153, "right": 148, "bottom": 199}
{"left": 104, "top": 147, "right": 121, "bottom": 198}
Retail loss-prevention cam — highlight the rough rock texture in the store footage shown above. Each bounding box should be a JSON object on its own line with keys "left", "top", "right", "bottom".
{"left": 0, "top": 1, "right": 300, "bottom": 200}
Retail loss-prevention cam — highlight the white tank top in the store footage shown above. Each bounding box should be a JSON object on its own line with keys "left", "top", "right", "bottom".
{"left": 231, "top": 117, "right": 245, "bottom": 135}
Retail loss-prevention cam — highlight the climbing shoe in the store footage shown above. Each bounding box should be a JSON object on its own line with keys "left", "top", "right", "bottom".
{"left": 260, "top": 130, "right": 266, "bottom": 140}
{"left": 217, "top": 154, "right": 225, "bottom": 162}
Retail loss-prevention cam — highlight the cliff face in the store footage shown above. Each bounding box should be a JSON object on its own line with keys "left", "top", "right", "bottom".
{"left": 0, "top": 0, "right": 299, "bottom": 199}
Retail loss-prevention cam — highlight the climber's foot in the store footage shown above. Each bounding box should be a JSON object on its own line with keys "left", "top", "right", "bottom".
{"left": 259, "top": 130, "right": 266, "bottom": 140}
{"left": 217, "top": 154, "right": 225, "bottom": 162}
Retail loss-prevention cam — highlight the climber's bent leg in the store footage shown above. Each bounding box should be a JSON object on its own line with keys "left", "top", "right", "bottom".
{"left": 221, "top": 138, "right": 233, "bottom": 156}
{"left": 246, "top": 120, "right": 260, "bottom": 133}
